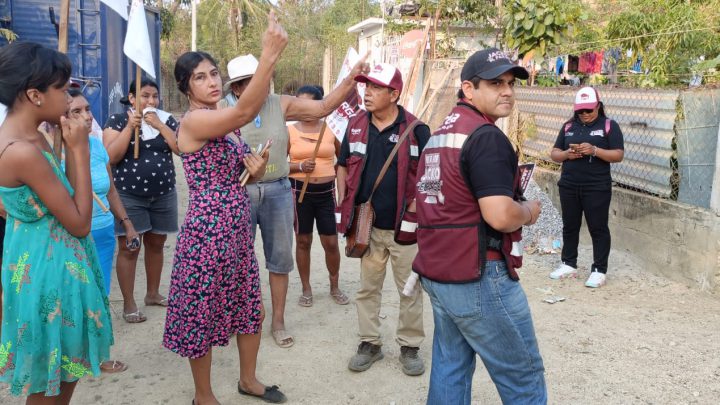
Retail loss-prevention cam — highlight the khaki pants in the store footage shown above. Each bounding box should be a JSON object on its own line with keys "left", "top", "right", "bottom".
{"left": 356, "top": 228, "right": 424, "bottom": 347}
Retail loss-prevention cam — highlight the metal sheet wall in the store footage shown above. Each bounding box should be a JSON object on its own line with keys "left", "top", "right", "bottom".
{"left": 4, "top": 0, "right": 161, "bottom": 126}
{"left": 515, "top": 86, "right": 679, "bottom": 198}
{"left": 676, "top": 89, "right": 720, "bottom": 208}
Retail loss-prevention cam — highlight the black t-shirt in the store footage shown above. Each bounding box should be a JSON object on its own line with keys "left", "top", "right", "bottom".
{"left": 459, "top": 124, "right": 518, "bottom": 239}
{"left": 338, "top": 108, "right": 431, "bottom": 230}
{"left": 104, "top": 113, "right": 179, "bottom": 197}
{"left": 553, "top": 116, "right": 624, "bottom": 186}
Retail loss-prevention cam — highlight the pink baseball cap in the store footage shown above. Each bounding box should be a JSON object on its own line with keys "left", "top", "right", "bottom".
{"left": 574, "top": 87, "right": 600, "bottom": 111}
{"left": 355, "top": 63, "right": 403, "bottom": 92}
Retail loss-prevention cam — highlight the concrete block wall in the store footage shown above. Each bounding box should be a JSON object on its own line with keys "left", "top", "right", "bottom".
{"left": 534, "top": 168, "right": 720, "bottom": 293}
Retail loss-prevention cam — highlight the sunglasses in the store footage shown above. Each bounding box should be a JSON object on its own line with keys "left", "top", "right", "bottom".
{"left": 577, "top": 108, "right": 595, "bottom": 114}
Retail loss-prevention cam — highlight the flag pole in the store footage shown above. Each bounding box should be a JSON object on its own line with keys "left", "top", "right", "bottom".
{"left": 298, "top": 121, "right": 328, "bottom": 203}
{"left": 134, "top": 64, "right": 141, "bottom": 159}
{"left": 54, "top": 0, "right": 70, "bottom": 161}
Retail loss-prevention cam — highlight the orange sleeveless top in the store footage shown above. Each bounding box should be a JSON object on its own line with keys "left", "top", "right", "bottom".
{"left": 288, "top": 124, "right": 336, "bottom": 179}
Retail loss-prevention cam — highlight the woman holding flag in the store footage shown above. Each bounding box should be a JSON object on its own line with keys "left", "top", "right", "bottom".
{"left": 162, "top": 11, "right": 290, "bottom": 405}
{"left": 102, "top": 77, "right": 179, "bottom": 324}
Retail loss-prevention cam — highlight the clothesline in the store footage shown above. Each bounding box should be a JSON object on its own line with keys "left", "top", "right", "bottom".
{"left": 552, "top": 25, "right": 720, "bottom": 56}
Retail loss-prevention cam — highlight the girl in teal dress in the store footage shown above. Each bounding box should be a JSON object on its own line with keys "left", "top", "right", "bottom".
{"left": 0, "top": 42, "right": 113, "bottom": 403}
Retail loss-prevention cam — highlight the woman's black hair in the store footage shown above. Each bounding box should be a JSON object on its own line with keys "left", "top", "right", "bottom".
{"left": 174, "top": 51, "right": 218, "bottom": 95}
{"left": 296, "top": 85, "right": 324, "bottom": 101}
{"left": 68, "top": 88, "right": 84, "bottom": 98}
{"left": 0, "top": 42, "right": 72, "bottom": 111}
{"left": 572, "top": 101, "right": 607, "bottom": 121}
{"left": 120, "top": 77, "right": 159, "bottom": 105}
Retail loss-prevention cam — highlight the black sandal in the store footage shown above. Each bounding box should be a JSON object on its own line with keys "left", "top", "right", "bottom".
{"left": 237, "top": 382, "right": 287, "bottom": 404}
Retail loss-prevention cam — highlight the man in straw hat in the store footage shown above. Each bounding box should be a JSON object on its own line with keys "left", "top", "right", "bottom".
{"left": 220, "top": 52, "right": 369, "bottom": 349}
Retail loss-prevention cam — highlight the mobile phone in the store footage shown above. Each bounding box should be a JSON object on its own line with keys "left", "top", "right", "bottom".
{"left": 126, "top": 236, "right": 140, "bottom": 250}
{"left": 569, "top": 143, "right": 579, "bottom": 152}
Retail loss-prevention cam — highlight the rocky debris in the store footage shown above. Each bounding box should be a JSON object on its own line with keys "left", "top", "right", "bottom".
{"left": 523, "top": 179, "right": 563, "bottom": 254}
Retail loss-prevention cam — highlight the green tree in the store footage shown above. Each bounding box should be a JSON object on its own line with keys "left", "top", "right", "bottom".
{"left": 605, "top": 0, "right": 720, "bottom": 86}
{"left": 503, "top": 0, "right": 584, "bottom": 61}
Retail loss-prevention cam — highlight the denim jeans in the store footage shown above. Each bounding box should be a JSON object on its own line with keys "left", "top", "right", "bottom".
{"left": 421, "top": 261, "right": 546, "bottom": 405}
{"left": 246, "top": 177, "right": 294, "bottom": 274}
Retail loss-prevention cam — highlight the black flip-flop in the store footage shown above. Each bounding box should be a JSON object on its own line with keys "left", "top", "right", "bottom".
{"left": 237, "top": 383, "right": 287, "bottom": 404}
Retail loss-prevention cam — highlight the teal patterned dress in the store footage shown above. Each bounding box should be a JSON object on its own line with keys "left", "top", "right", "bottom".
{"left": 0, "top": 150, "right": 113, "bottom": 396}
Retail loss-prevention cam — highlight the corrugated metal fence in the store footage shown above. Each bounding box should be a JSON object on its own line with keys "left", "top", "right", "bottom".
{"left": 514, "top": 87, "right": 681, "bottom": 199}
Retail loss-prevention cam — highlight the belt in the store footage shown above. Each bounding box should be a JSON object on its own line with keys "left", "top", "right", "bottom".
{"left": 257, "top": 176, "right": 287, "bottom": 184}
{"left": 486, "top": 249, "right": 503, "bottom": 261}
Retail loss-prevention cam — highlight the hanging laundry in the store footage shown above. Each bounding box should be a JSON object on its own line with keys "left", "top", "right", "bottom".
{"left": 568, "top": 55, "right": 579, "bottom": 73}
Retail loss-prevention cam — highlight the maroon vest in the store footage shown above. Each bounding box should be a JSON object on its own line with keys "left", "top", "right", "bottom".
{"left": 413, "top": 102, "right": 524, "bottom": 282}
{"left": 336, "top": 108, "right": 423, "bottom": 245}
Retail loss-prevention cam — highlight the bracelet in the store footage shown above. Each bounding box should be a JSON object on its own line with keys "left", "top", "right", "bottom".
{"left": 592, "top": 146, "right": 598, "bottom": 157}
{"left": 298, "top": 162, "right": 304, "bottom": 172}
{"left": 118, "top": 217, "right": 130, "bottom": 224}
{"left": 523, "top": 205, "right": 533, "bottom": 224}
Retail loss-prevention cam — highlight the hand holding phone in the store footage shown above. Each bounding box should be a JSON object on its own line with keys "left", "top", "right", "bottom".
{"left": 126, "top": 236, "right": 140, "bottom": 251}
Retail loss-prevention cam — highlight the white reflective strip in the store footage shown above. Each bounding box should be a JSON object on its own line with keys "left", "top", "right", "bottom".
{"left": 410, "top": 145, "right": 419, "bottom": 157}
{"left": 510, "top": 241, "right": 523, "bottom": 257}
{"left": 424, "top": 133, "right": 469, "bottom": 150}
{"left": 349, "top": 142, "right": 367, "bottom": 155}
{"left": 400, "top": 220, "right": 417, "bottom": 233}
{"left": 335, "top": 212, "right": 341, "bottom": 224}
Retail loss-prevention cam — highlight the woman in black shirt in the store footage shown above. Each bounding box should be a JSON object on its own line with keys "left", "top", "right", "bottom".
{"left": 550, "top": 87, "right": 624, "bottom": 288}
{"left": 103, "top": 78, "right": 179, "bottom": 322}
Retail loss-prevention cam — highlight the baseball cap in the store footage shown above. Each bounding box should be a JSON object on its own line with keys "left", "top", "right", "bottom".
{"left": 574, "top": 87, "right": 600, "bottom": 111}
{"left": 225, "top": 54, "right": 259, "bottom": 91}
{"left": 461, "top": 48, "right": 529, "bottom": 81}
{"left": 354, "top": 63, "right": 403, "bottom": 92}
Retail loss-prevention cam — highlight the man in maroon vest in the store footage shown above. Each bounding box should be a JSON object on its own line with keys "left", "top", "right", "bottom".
{"left": 413, "top": 49, "right": 547, "bottom": 404}
{"left": 336, "top": 63, "right": 431, "bottom": 376}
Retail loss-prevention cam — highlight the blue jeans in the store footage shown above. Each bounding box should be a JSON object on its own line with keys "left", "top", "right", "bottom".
{"left": 246, "top": 177, "right": 294, "bottom": 274}
{"left": 421, "top": 261, "right": 546, "bottom": 405}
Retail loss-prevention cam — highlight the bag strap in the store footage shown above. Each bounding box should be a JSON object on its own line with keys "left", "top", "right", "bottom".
{"left": 367, "top": 119, "right": 420, "bottom": 202}
{"left": 604, "top": 118, "right": 611, "bottom": 137}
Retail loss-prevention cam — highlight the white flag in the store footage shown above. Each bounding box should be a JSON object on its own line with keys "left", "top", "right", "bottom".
{"left": 124, "top": 0, "right": 156, "bottom": 79}
{"left": 99, "top": 0, "right": 128, "bottom": 20}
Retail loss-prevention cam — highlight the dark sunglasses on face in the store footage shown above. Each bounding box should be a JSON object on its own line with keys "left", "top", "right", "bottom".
{"left": 577, "top": 109, "right": 594, "bottom": 114}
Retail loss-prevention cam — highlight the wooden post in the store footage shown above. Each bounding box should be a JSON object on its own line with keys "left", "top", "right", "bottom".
{"left": 417, "top": 67, "right": 453, "bottom": 120}
{"left": 401, "top": 18, "right": 431, "bottom": 110}
{"left": 54, "top": 0, "right": 71, "bottom": 161}
{"left": 134, "top": 64, "right": 141, "bottom": 159}
{"left": 298, "top": 121, "right": 328, "bottom": 203}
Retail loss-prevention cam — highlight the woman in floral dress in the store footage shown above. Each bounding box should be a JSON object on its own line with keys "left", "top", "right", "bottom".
{"left": 0, "top": 42, "right": 113, "bottom": 403}
{"left": 162, "top": 12, "right": 288, "bottom": 405}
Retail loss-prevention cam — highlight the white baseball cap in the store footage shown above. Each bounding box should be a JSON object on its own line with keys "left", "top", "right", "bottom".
{"left": 225, "top": 54, "right": 259, "bottom": 91}
{"left": 354, "top": 63, "right": 403, "bottom": 92}
{"left": 574, "top": 87, "right": 600, "bottom": 111}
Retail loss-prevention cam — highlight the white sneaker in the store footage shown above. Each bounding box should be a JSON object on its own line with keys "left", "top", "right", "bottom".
{"left": 549, "top": 264, "right": 577, "bottom": 279}
{"left": 585, "top": 272, "right": 607, "bottom": 288}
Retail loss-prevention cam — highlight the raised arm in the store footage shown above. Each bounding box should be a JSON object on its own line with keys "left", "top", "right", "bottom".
{"left": 179, "top": 11, "right": 288, "bottom": 144}
{"left": 282, "top": 53, "right": 369, "bottom": 122}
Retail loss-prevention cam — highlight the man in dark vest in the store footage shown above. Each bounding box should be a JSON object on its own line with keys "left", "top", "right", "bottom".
{"left": 336, "top": 63, "right": 431, "bottom": 376}
{"left": 414, "top": 49, "right": 547, "bottom": 404}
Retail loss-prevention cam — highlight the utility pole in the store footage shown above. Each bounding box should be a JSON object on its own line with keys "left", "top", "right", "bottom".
{"left": 191, "top": 0, "right": 197, "bottom": 51}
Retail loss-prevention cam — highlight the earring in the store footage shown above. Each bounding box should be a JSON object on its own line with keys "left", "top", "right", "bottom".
{"left": 36, "top": 101, "right": 41, "bottom": 106}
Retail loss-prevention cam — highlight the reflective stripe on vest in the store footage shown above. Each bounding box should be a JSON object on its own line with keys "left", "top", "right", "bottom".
{"left": 349, "top": 142, "right": 367, "bottom": 155}
{"left": 424, "top": 133, "right": 469, "bottom": 150}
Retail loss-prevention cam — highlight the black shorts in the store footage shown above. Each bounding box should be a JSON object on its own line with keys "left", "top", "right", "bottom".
{"left": 291, "top": 178, "right": 337, "bottom": 236}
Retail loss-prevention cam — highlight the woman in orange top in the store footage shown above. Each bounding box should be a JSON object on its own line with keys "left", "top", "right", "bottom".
{"left": 288, "top": 85, "right": 349, "bottom": 307}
